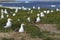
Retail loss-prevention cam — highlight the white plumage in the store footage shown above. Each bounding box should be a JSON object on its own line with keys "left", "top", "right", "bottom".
{"left": 27, "top": 17, "right": 30, "bottom": 22}
{"left": 40, "top": 12, "right": 44, "bottom": 17}
{"left": 51, "top": 10, "right": 54, "bottom": 12}
{"left": 22, "top": 6, "right": 27, "bottom": 10}
{"left": 18, "top": 7, "right": 22, "bottom": 9}
{"left": 56, "top": 8, "right": 59, "bottom": 11}
{"left": 6, "top": 15, "right": 9, "bottom": 18}
{"left": 15, "top": 8, "right": 18, "bottom": 13}
{"left": 37, "top": 13, "right": 40, "bottom": 16}
{"left": 19, "top": 23, "right": 24, "bottom": 32}
{"left": 47, "top": 10, "right": 50, "bottom": 14}
{"left": 36, "top": 17, "right": 40, "bottom": 23}
{"left": 33, "top": 6, "right": 35, "bottom": 9}
{"left": 4, "top": 18, "right": 12, "bottom": 28}
{"left": 1, "top": 9, "right": 4, "bottom": 13}
{"left": 1, "top": 13, "right": 4, "bottom": 19}
{"left": 43, "top": 10, "right": 47, "bottom": 13}
{"left": 38, "top": 6, "right": 40, "bottom": 10}
{"left": 4, "top": 9, "right": 8, "bottom": 14}
{"left": 31, "top": 10, "right": 33, "bottom": 13}
{"left": 13, "top": 13, "right": 16, "bottom": 16}
{"left": 28, "top": 8, "right": 31, "bottom": 11}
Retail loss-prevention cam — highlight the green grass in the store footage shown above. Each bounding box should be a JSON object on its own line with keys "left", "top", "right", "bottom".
{"left": 0, "top": 7, "right": 60, "bottom": 38}
{"left": 24, "top": 23, "right": 45, "bottom": 38}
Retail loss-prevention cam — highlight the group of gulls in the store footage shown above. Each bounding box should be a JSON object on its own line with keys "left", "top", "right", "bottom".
{"left": 0, "top": 6, "right": 60, "bottom": 32}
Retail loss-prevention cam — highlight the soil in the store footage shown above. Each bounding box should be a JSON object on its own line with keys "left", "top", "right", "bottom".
{"left": 0, "top": 24, "right": 60, "bottom": 40}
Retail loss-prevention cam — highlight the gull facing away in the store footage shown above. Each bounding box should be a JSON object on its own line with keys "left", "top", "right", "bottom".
{"left": 19, "top": 23, "right": 24, "bottom": 32}
{"left": 4, "top": 18, "right": 12, "bottom": 28}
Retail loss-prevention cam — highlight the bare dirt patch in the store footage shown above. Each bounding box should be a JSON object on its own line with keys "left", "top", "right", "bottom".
{"left": 35, "top": 24, "right": 60, "bottom": 33}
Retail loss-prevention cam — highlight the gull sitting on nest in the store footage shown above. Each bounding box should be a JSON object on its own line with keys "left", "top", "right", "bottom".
{"left": 4, "top": 18, "right": 12, "bottom": 28}
{"left": 36, "top": 16, "right": 40, "bottom": 23}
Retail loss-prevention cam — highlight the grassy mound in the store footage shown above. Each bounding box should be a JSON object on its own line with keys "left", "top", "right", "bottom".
{"left": 0, "top": 7, "right": 60, "bottom": 38}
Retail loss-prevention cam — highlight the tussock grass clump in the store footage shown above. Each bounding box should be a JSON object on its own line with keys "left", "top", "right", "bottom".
{"left": 24, "top": 23, "right": 45, "bottom": 38}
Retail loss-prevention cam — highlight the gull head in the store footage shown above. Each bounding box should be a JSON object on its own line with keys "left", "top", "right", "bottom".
{"left": 8, "top": 18, "right": 12, "bottom": 21}
{"left": 21, "top": 23, "right": 25, "bottom": 26}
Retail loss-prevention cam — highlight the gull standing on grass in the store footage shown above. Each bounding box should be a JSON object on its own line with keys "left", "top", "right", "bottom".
{"left": 27, "top": 17, "right": 30, "bottom": 22}
{"left": 33, "top": 6, "right": 35, "bottom": 9}
{"left": 47, "top": 10, "right": 50, "bottom": 14}
{"left": 4, "top": 9, "right": 8, "bottom": 14}
{"left": 56, "top": 8, "right": 60, "bottom": 11}
{"left": 19, "top": 23, "right": 24, "bottom": 32}
{"left": 36, "top": 16, "right": 40, "bottom": 23}
{"left": 40, "top": 12, "right": 44, "bottom": 17}
{"left": 15, "top": 8, "right": 18, "bottom": 13}
{"left": 38, "top": 6, "right": 40, "bottom": 10}
{"left": 1, "top": 13, "right": 4, "bottom": 19}
{"left": 37, "top": 13, "right": 40, "bottom": 17}
{"left": 12, "top": 13, "right": 16, "bottom": 16}
{"left": 43, "top": 10, "right": 47, "bottom": 13}
{"left": 1, "top": 9, "right": 4, "bottom": 13}
{"left": 51, "top": 10, "right": 54, "bottom": 12}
